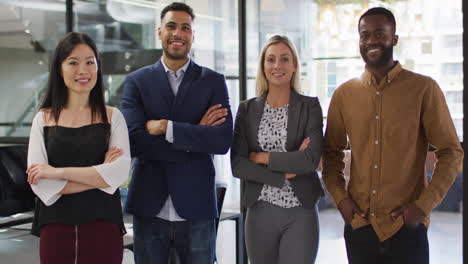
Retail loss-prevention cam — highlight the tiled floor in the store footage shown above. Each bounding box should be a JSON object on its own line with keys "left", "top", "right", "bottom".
{"left": 216, "top": 209, "right": 462, "bottom": 264}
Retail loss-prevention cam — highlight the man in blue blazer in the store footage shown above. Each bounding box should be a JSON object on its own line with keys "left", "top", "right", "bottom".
{"left": 121, "top": 2, "right": 233, "bottom": 264}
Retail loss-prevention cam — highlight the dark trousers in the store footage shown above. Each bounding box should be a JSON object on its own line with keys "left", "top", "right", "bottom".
{"left": 133, "top": 216, "right": 216, "bottom": 264}
{"left": 344, "top": 224, "right": 429, "bottom": 264}
{"left": 40, "top": 220, "right": 123, "bottom": 264}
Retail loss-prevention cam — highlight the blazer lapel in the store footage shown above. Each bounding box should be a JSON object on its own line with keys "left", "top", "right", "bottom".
{"left": 249, "top": 94, "right": 266, "bottom": 149}
{"left": 153, "top": 60, "right": 175, "bottom": 111}
{"left": 286, "top": 91, "right": 302, "bottom": 151}
{"left": 172, "top": 60, "right": 199, "bottom": 113}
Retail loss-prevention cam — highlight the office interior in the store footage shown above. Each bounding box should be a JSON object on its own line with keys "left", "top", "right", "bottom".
{"left": 0, "top": 0, "right": 465, "bottom": 263}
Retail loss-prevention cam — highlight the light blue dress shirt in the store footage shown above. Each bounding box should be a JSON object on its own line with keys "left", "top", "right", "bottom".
{"left": 156, "top": 58, "right": 191, "bottom": 222}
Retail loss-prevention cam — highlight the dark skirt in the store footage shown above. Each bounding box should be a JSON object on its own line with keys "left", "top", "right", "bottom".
{"left": 39, "top": 220, "right": 123, "bottom": 264}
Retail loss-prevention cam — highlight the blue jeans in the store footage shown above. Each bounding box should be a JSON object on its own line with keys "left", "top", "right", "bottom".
{"left": 133, "top": 216, "right": 216, "bottom": 264}
{"left": 344, "top": 224, "right": 429, "bottom": 264}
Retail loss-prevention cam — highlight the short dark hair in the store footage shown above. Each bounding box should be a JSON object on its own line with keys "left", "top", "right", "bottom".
{"left": 359, "top": 7, "right": 396, "bottom": 33}
{"left": 41, "top": 32, "right": 108, "bottom": 124}
{"left": 160, "top": 2, "right": 195, "bottom": 21}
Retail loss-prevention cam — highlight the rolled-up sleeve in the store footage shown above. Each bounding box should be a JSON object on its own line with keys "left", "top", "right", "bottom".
{"left": 94, "top": 108, "right": 131, "bottom": 194}
{"left": 28, "top": 111, "right": 67, "bottom": 206}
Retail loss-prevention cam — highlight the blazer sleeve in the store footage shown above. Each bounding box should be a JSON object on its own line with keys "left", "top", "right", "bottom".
{"left": 230, "top": 101, "right": 285, "bottom": 188}
{"left": 28, "top": 111, "right": 67, "bottom": 206}
{"left": 121, "top": 74, "right": 189, "bottom": 162}
{"left": 268, "top": 98, "right": 323, "bottom": 174}
{"left": 171, "top": 73, "right": 233, "bottom": 155}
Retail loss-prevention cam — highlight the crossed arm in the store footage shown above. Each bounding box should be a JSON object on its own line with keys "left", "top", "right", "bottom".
{"left": 249, "top": 138, "right": 311, "bottom": 179}
{"left": 27, "top": 147, "right": 123, "bottom": 191}
{"left": 27, "top": 109, "right": 131, "bottom": 206}
{"left": 231, "top": 100, "right": 323, "bottom": 187}
{"left": 146, "top": 104, "right": 229, "bottom": 137}
{"left": 121, "top": 74, "right": 232, "bottom": 160}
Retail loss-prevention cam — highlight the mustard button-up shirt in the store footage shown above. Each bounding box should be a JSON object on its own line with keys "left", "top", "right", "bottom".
{"left": 323, "top": 62, "right": 463, "bottom": 241}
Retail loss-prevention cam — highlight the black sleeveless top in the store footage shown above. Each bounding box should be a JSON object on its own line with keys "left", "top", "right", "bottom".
{"left": 31, "top": 123, "right": 125, "bottom": 236}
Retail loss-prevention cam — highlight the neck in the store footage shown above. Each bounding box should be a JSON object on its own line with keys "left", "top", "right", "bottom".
{"left": 163, "top": 55, "right": 189, "bottom": 72}
{"left": 367, "top": 60, "right": 396, "bottom": 83}
{"left": 266, "top": 85, "right": 291, "bottom": 107}
{"left": 66, "top": 92, "right": 90, "bottom": 111}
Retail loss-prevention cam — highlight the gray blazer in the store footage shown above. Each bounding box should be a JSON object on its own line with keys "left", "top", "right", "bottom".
{"left": 231, "top": 91, "right": 324, "bottom": 209}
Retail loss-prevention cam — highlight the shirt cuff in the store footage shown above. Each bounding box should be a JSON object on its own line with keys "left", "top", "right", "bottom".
{"left": 94, "top": 156, "right": 131, "bottom": 195}
{"left": 331, "top": 188, "right": 349, "bottom": 208}
{"left": 165, "top": 120, "right": 174, "bottom": 143}
{"left": 414, "top": 197, "right": 435, "bottom": 216}
{"left": 31, "top": 179, "right": 67, "bottom": 206}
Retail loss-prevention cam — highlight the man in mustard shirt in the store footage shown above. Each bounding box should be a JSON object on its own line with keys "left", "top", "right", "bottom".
{"left": 323, "top": 7, "right": 463, "bottom": 264}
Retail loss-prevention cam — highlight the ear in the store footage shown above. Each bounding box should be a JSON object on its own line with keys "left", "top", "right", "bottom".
{"left": 157, "top": 27, "right": 162, "bottom": 40}
{"left": 392, "top": 34, "right": 399, "bottom": 46}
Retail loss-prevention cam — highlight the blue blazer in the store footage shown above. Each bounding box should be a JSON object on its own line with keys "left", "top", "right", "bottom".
{"left": 121, "top": 60, "right": 233, "bottom": 220}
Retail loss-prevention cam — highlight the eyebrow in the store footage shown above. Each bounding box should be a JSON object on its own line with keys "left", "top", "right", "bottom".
{"left": 166, "top": 21, "right": 192, "bottom": 27}
{"left": 266, "top": 53, "right": 291, "bottom": 57}
{"left": 360, "top": 27, "right": 387, "bottom": 33}
{"left": 67, "top": 56, "right": 95, "bottom": 60}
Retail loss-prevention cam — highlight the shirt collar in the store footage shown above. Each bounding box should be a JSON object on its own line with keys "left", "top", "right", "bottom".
{"left": 362, "top": 61, "right": 403, "bottom": 86}
{"left": 161, "top": 57, "right": 191, "bottom": 76}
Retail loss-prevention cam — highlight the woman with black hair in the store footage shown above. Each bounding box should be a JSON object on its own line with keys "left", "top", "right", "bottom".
{"left": 26, "top": 32, "right": 130, "bottom": 264}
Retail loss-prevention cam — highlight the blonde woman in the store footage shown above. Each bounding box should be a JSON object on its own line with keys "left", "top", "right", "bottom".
{"left": 231, "top": 35, "right": 323, "bottom": 264}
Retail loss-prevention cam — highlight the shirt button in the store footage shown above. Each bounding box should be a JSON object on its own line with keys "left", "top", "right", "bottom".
{"left": 374, "top": 164, "right": 378, "bottom": 169}
{"left": 371, "top": 212, "right": 375, "bottom": 217}
{"left": 372, "top": 190, "right": 376, "bottom": 195}
{"left": 375, "top": 115, "right": 380, "bottom": 120}
{"left": 374, "top": 140, "right": 379, "bottom": 144}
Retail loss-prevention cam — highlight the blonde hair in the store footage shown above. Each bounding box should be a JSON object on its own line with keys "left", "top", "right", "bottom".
{"left": 256, "top": 35, "right": 301, "bottom": 97}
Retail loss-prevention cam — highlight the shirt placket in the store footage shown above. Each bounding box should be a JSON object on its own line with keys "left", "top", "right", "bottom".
{"left": 369, "top": 78, "right": 383, "bottom": 222}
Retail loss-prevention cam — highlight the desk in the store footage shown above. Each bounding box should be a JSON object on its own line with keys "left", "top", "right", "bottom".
{"left": 0, "top": 212, "right": 33, "bottom": 229}
{"left": 219, "top": 211, "right": 247, "bottom": 264}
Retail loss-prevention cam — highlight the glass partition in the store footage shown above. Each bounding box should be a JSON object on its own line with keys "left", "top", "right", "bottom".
{"left": 0, "top": 0, "right": 67, "bottom": 137}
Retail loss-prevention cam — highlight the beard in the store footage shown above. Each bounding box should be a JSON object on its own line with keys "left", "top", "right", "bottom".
{"left": 163, "top": 45, "right": 190, "bottom": 60}
{"left": 360, "top": 44, "right": 393, "bottom": 68}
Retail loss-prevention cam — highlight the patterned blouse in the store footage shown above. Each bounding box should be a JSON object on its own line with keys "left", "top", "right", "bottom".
{"left": 257, "top": 102, "right": 301, "bottom": 208}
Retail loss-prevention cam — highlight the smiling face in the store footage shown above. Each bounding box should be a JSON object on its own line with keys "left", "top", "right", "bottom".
{"left": 263, "top": 42, "right": 297, "bottom": 89}
{"left": 359, "top": 14, "right": 398, "bottom": 69}
{"left": 158, "top": 10, "right": 194, "bottom": 61}
{"left": 60, "top": 44, "right": 98, "bottom": 95}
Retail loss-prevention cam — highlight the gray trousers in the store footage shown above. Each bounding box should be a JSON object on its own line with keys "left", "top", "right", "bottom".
{"left": 245, "top": 202, "right": 319, "bottom": 264}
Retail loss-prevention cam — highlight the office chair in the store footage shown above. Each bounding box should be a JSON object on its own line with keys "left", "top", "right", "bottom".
{"left": 0, "top": 145, "right": 34, "bottom": 217}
